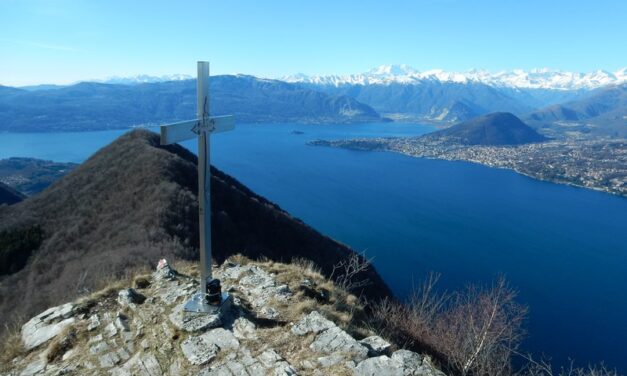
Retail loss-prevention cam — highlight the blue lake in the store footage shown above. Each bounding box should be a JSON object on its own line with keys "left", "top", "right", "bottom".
{"left": 2, "top": 123, "right": 627, "bottom": 372}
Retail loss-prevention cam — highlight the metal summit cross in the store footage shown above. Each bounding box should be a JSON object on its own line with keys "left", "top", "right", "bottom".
{"left": 159, "top": 61, "right": 234, "bottom": 314}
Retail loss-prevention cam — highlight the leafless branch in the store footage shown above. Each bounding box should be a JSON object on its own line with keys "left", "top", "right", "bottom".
{"left": 330, "top": 251, "right": 372, "bottom": 292}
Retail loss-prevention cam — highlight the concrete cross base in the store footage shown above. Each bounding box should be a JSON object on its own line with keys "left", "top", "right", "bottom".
{"left": 169, "top": 293, "right": 233, "bottom": 333}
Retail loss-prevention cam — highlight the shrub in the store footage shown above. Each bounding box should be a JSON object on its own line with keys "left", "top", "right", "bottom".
{"left": 372, "top": 274, "right": 527, "bottom": 376}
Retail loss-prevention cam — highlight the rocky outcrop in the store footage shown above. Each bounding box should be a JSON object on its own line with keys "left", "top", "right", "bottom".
{"left": 5, "top": 260, "right": 444, "bottom": 376}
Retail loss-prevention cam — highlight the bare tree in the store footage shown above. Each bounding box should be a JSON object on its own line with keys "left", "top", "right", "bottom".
{"left": 436, "top": 276, "right": 527, "bottom": 376}
{"left": 516, "top": 353, "right": 621, "bottom": 376}
{"left": 330, "top": 251, "right": 372, "bottom": 291}
{"left": 372, "top": 274, "right": 527, "bottom": 376}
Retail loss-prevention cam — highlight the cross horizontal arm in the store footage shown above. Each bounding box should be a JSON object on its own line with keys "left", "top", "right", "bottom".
{"left": 160, "top": 115, "right": 235, "bottom": 145}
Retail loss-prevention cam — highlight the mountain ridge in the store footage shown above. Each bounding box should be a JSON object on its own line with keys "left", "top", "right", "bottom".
{"left": 0, "top": 76, "right": 383, "bottom": 132}
{"left": 526, "top": 83, "right": 627, "bottom": 137}
{"left": 283, "top": 64, "right": 627, "bottom": 90}
{"left": 0, "top": 129, "right": 391, "bottom": 332}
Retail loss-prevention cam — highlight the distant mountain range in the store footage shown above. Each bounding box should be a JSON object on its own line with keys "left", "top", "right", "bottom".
{"left": 526, "top": 84, "right": 627, "bottom": 138}
{"left": 424, "top": 112, "right": 547, "bottom": 146}
{"left": 284, "top": 64, "right": 627, "bottom": 90}
{"left": 0, "top": 76, "right": 382, "bottom": 132}
{"left": 1, "top": 65, "right": 625, "bottom": 136}
{"left": 283, "top": 66, "right": 626, "bottom": 133}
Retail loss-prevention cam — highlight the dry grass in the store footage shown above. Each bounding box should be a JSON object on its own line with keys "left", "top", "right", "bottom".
{"left": 244, "top": 256, "right": 364, "bottom": 330}
{"left": 0, "top": 320, "right": 25, "bottom": 371}
{"left": 45, "top": 324, "right": 77, "bottom": 363}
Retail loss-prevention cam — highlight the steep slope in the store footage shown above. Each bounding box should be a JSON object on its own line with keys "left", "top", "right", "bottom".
{"left": 424, "top": 112, "right": 547, "bottom": 145}
{"left": 526, "top": 84, "right": 627, "bottom": 137}
{"left": 0, "top": 76, "right": 382, "bottom": 132}
{"left": 0, "top": 130, "right": 391, "bottom": 330}
{"left": 0, "top": 181, "right": 25, "bottom": 205}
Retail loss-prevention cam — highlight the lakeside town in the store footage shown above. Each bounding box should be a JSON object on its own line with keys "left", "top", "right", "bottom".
{"left": 310, "top": 137, "right": 627, "bottom": 197}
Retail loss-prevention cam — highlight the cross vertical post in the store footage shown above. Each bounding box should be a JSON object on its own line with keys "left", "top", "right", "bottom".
{"left": 197, "top": 61, "right": 212, "bottom": 292}
{"left": 159, "top": 61, "right": 235, "bottom": 314}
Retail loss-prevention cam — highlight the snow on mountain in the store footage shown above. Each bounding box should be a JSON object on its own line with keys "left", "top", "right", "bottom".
{"left": 95, "top": 74, "right": 193, "bottom": 85}
{"left": 282, "top": 65, "right": 627, "bottom": 90}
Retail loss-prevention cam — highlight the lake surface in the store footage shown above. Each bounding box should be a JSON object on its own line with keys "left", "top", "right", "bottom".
{"left": 2, "top": 123, "right": 627, "bottom": 372}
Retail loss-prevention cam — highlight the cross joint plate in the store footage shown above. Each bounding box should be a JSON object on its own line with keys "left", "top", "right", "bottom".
{"left": 183, "top": 292, "right": 232, "bottom": 314}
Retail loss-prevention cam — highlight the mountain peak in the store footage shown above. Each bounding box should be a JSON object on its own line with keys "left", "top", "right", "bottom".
{"left": 425, "top": 112, "right": 548, "bottom": 146}
{"left": 367, "top": 64, "right": 419, "bottom": 76}
{"left": 5, "top": 258, "right": 443, "bottom": 375}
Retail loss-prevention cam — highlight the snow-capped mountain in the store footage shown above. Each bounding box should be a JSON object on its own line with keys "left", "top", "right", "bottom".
{"left": 282, "top": 65, "right": 627, "bottom": 90}
{"left": 95, "top": 74, "right": 193, "bottom": 85}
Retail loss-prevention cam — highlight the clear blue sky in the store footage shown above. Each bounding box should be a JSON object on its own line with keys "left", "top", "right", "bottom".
{"left": 1, "top": 0, "right": 625, "bottom": 86}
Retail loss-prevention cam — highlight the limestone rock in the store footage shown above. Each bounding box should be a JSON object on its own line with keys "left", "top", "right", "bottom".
{"left": 169, "top": 304, "right": 222, "bottom": 332}
{"left": 18, "top": 358, "right": 46, "bottom": 376}
{"left": 181, "top": 336, "right": 219, "bottom": 366}
{"left": 234, "top": 265, "right": 292, "bottom": 311}
{"left": 391, "top": 350, "right": 423, "bottom": 372}
{"left": 354, "top": 356, "right": 400, "bottom": 376}
{"left": 317, "top": 354, "right": 345, "bottom": 367}
{"left": 89, "top": 341, "right": 109, "bottom": 355}
{"left": 117, "top": 288, "right": 146, "bottom": 306}
{"left": 181, "top": 328, "right": 239, "bottom": 366}
{"left": 203, "top": 328, "right": 240, "bottom": 351}
{"left": 360, "top": 335, "right": 392, "bottom": 356}
{"left": 258, "top": 350, "right": 297, "bottom": 376}
{"left": 21, "top": 303, "right": 76, "bottom": 350}
{"left": 291, "top": 311, "right": 336, "bottom": 335}
{"left": 110, "top": 352, "right": 164, "bottom": 376}
{"left": 355, "top": 350, "right": 446, "bottom": 376}
{"left": 233, "top": 317, "right": 257, "bottom": 340}
{"left": 104, "top": 322, "right": 118, "bottom": 338}
{"left": 310, "top": 326, "right": 369, "bottom": 361}
{"left": 115, "top": 312, "right": 131, "bottom": 332}
{"left": 99, "top": 351, "right": 121, "bottom": 368}
{"left": 154, "top": 258, "right": 177, "bottom": 280}
{"left": 8, "top": 260, "right": 445, "bottom": 376}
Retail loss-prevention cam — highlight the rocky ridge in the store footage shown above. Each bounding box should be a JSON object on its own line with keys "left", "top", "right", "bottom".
{"left": 2, "top": 258, "right": 444, "bottom": 376}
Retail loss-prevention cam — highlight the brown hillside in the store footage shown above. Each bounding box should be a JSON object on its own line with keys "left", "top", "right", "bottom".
{"left": 0, "top": 129, "right": 391, "bottom": 331}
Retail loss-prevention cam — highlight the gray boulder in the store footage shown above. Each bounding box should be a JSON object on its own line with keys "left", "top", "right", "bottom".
{"left": 310, "top": 326, "right": 369, "bottom": 361}
{"left": 117, "top": 288, "right": 146, "bottom": 306}
{"left": 354, "top": 350, "right": 446, "bottom": 376}
{"left": 180, "top": 336, "right": 219, "bottom": 366}
{"left": 360, "top": 335, "right": 392, "bottom": 356}
{"left": 21, "top": 303, "right": 76, "bottom": 350}
{"left": 291, "top": 311, "right": 336, "bottom": 335}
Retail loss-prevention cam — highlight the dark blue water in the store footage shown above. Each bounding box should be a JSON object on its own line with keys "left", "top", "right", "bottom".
{"left": 2, "top": 123, "right": 627, "bottom": 372}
